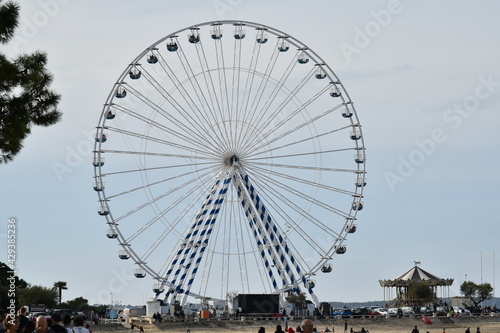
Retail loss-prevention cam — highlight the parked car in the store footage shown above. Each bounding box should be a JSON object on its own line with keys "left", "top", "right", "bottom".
{"left": 331, "top": 309, "right": 343, "bottom": 317}
{"left": 419, "top": 306, "right": 433, "bottom": 315}
{"left": 386, "top": 308, "right": 399, "bottom": 317}
{"left": 401, "top": 306, "right": 414, "bottom": 316}
{"left": 372, "top": 308, "right": 388, "bottom": 316}
{"left": 31, "top": 312, "right": 51, "bottom": 321}
{"left": 434, "top": 306, "right": 446, "bottom": 316}
{"left": 340, "top": 308, "right": 353, "bottom": 318}
{"left": 351, "top": 307, "right": 372, "bottom": 318}
{"left": 453, "top": 306, "right": 471, "bottom": 316}
{"left": 53, "top": 309, "right": 79, "bottom": 319}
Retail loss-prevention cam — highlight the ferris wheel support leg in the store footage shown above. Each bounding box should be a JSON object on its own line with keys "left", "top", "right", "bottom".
{"left": 234, "top": 176, "right": 280, "bottom": 291}
{"left": 160, "top": 171, "right": 229, "bottom": 305}
{"left": 177, "top": 169, "right": 234, "bottom": 305}
{"left": 236, "top": 169, "right": 320, "bottom": 308}
{"left": 233, "top": 167, "right": 303, "bottom": 295}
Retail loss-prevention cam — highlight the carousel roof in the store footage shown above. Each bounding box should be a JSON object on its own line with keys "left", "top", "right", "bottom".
{"left": 379, "top": 265, "right": 453, "bottom": 287}
{"left": 394, "top": 265, "right": 441, "bottom": 281}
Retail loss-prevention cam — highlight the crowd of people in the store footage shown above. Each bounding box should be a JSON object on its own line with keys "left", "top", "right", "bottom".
{"left": 0, "top": 307, "right": 93, "bottom": 333}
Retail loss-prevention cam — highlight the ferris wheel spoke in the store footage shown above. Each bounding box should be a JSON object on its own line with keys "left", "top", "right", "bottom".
{"left": 98, "top": 160, "right": 215, "bottom": 177}
{"left": 135, "top": 186, "right": 207, "bottom": 262}
{"left": 247, "top": 167, "right": 344, "bottom": 240}
{"left": 248, "top": 164, "right": 356, "bottom": 196}
{"left": 239, "top": 47, "right": 302, "bottom": 149}
{"left": 120, "top": 84, "right": 222, "bottom": 153}
{"left": 111, "top": 101, "right": 218, "bottom": 154}
{"left": 100, "top": 149, "right": 220, "bottom": 162}
{"left": 237, "top": 43, "right": 281, "bottom": 150}
{"left": 237, "top": 37, "right": 265, "bottom": 146}
{"left": 135, "top": 64, "right": 222, "bottom": 147}
{"left": 153, "top": 50, "right": 222, "bottom": 145}
{"left": 249, "top": 147, "right": 355, "bottom": 163}
{"left": 193, "top": 40, "right": 232, "bottom": 145}
{"left": 105, "top": 164, "right": 216, "bottom": 201}
{"left": 104, "top": 126, "right": 219, "bottom": 160}
{"left": 249, "top": 167, "right": 351, "bottom": 218}
{"left": 249, "top": 160, "right": 358, "bottom": 173}
{"left": 174, "top": 38, "right": 232, "bottom": 153}
{"left": 246, "top": 82, "right": 331, "bottom": 152}
{"left": 247, "top": 104, "right": 347, "bottom": 155}
{"left": 111, "top": 167, "right": 218, "bottom": 223}
{"left": 212, "top": 26, "right": 231, "bottom": 136}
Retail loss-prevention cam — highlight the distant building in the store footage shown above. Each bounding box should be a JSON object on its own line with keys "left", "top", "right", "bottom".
{"left": 379, "top": 264, "right": 453, "bottom": 306}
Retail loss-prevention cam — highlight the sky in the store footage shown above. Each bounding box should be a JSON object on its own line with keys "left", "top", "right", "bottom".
{"left": 1, "top": 0, "right": 500, "bottom": 307}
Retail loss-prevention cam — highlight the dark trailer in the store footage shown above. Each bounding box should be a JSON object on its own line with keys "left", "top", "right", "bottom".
{"left": 237, "top": 294, "right": 280, "bottom": 316}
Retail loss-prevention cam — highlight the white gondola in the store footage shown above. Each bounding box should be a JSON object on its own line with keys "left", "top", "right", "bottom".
{"left": 336, "top": 246, "right": 346, "bottom": 254}
{"left": 211, "top": 26, "right": 223, "bottom": 39}
{"left": 234, "top": 28, "right": 245, "bottom": 39}
{"left": 278, "top": 40, "right": 289, "bottom": 52}
{"left": 134, "top": 269, "right": 146, "bottom": 278}
{"left": 95, "top": 133, "right": 107, "bottom": 143}
{"left": 147, "top": 54, "right": 158, "bottom": 64}
{"left": 106, "top": 229, "right": 118, "bottom": 239}
{"left": 153, "top": 284, "right": 165, "bottom": 293}
{"left": 256, "top": 31, "right": 268, "bottom": 43}
{"left": 188, "top": 31, "right": 200, "bottom": 43}
{"left": 118, "top": 250, "right": 130, "bottom": 260}
{"left": 350, "top": 127, "right": 361, "bottom": 140}
{"left": 93, "top": 156, "right": 105, "bottom": 167}
{"left": 315, "top": 68, "right": 326, "bottom": 79}
{"left": 105, "top": 109, "right": 115, "bottom": 119}
{"left": 129, "top": 68, "right": 141, "bottom": 80}
{"left": 354, "top": 150, "right": 365, "bottom": 164}
{"left": 115, "top": 87, "right": 126, "bottom": 98}
{"left": 97, "top": 205, "right": 109, "bottom": 216}
{"left": 352, "top": 201, "right": 364, "bottom": 211}
{"left": 329, "top": 86, "right": 341, "bottom": 97}
{"left": 93, "top": 179, "right": 104, "bottom": 191}
{"left": 321, "top": 264, "right": 332, "bottom": 273}
{"left": 298, "top": 52, "right": 309, "bottom": 64}
{"left": 341, "top": 107, "right": 352, "bottom": 118}
{"left": 166, "top": 42, "right": 178, "bottom": 52}
{"left": 355, "top": 176, "right": 367, "bottom": 188}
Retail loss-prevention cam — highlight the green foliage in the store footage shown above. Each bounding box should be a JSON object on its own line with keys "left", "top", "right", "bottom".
{"left": 409, "top": 282, "right": 434, "bottom": 305}
{"left": 18, "top": 284, "right": 58, "bottom": 309}
{"left": 286, "top": 293, "right": 307, "bottom": 310}
{"left": 53, "top": 281, "right": 68, "bottom": 305}
{"left": 460, "top": 281, "right": 493, "bottom": 307}
{"left": 60, "top": 297, "right": 89, "bottom": 312}
{"left": 0, "top": 262, "right": 28, "bottom": 309}
{"left": 0, "top": 0, "right": 61, "bottom": 163}
{"left": 0, "top": 0, "right": 19, "bottom": 44}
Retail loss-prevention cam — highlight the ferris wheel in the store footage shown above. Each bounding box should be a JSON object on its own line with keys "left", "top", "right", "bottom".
{"left": 93, "top": 20, "right": 366, "bottom": 306}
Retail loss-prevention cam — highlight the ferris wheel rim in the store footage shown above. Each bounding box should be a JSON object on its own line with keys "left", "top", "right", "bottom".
{"left": 93, "top": 19, "right": 366, "bottom": 303}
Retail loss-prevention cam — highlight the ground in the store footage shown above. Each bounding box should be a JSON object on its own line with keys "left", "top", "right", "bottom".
{"left": 89, "top": 316, "right": 500, "bottom": 333}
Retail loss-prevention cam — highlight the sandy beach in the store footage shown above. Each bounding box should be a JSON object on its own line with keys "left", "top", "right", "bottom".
{"left": 89, "top": 316, "right": 500, "bottom": 333}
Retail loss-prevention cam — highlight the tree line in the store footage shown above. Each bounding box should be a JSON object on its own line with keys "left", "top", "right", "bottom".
{"left": 0, "top": 262, "right": 105, "bottom": 313}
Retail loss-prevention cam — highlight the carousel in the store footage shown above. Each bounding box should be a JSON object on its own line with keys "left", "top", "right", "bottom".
{"left": 379, "top": 262, "right": 454, "bottom": 306}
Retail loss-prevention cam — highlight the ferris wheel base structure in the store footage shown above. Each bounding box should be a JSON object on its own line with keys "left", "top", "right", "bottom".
{"left": 93, "top": 20, "right": 366, "bottom": 308}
